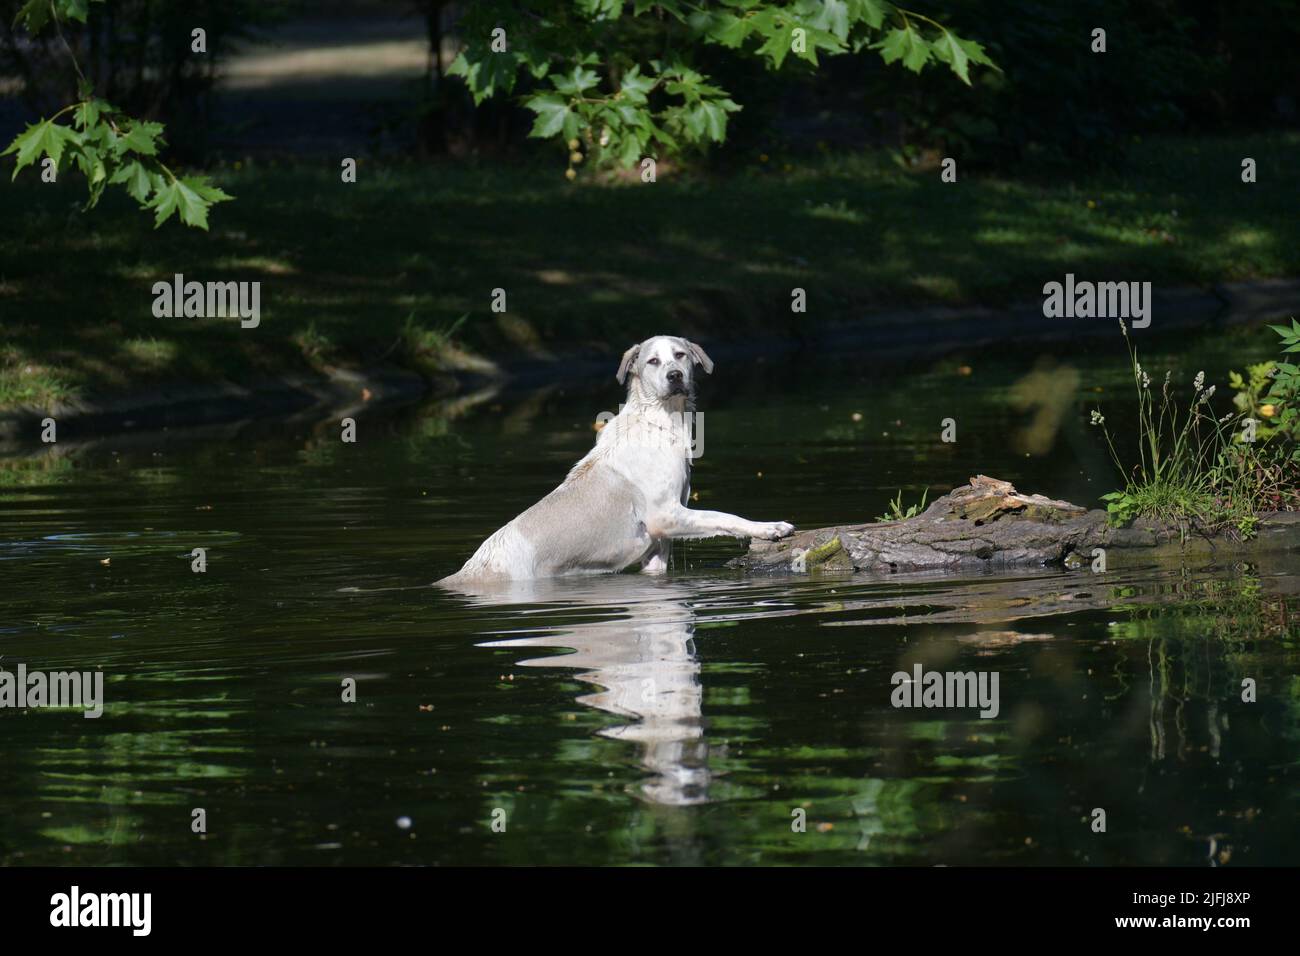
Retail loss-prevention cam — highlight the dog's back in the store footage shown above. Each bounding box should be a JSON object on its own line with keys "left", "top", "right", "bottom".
{"left": 439, "top": 457, "right": 651, "bottom": 583}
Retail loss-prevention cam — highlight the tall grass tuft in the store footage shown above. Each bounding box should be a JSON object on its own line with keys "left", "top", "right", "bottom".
{"left": 1091, "top": 319, "right": 1250, "bottom": 536}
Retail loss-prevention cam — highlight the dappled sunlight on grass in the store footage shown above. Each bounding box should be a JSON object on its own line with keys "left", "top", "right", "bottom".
{"left": 1227, "top": 229, "right": 1268, "bottom": 249}
{"left": 0, "top": 363, "right": 81, "bottom": 408}
{"left": 971, "top": 226, "right": 1036, "bottom": 245}
{"left": 908, "top": 275, "right": 964, "bottom": 299}
{"left": 0, "top": 454, "right": 76, "bottom": 489}
{"left": 209, "top": 256, "right": 298, "bottom": 275}
{"left": 119, "top": 338, "right": 180, "bottom": 370}
{"left": 806, "top": 199, "right": 868, "bottom": 224}
{"left": 1, "top": 133, "right": 1295, "bottom": 412}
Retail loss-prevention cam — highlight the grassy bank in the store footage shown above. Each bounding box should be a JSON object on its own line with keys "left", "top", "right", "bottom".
{"left": 2, "top": 132, "right": 1297, "bottom": 412}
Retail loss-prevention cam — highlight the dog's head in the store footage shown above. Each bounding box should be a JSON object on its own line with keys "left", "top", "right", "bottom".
{"left": 616, "top": 335, "right": 714, "bottom": 403}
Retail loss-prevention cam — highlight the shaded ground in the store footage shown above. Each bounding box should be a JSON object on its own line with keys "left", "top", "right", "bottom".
{"left": 2, "top": 130, "right": 1298, "bottom": 414}
{"left": 213, "top": 10, "right": 430, "bottom": 156}
{"left": 3, "top": 7, "right": 1298, "bottom": 417}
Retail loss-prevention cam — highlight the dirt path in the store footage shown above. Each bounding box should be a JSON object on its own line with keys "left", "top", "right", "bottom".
{"left": 214, "top": 12, "right": 431, "bottom": 155}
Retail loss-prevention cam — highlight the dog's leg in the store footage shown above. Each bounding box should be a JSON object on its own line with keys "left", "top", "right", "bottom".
{"left": 653, "top": 505, "right": 793, "bottom": 541}
{"left": 641, "top": 540, "right": 671, "bottom": 574}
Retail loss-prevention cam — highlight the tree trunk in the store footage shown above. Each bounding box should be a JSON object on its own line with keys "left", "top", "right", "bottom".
{"left": 729, "top": 475, "right": 1300, "bottom": 573}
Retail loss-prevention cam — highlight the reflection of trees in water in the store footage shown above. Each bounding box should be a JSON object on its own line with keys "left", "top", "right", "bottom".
{"left": 1008, "top": 357, "right": 1082, "bottom": 458}
{"left": 1105, "top": 564, "right": 1300, "bottom": 764}
{"left": 1091, "top": 564, "right": 1300, "bottom": 865}
{"left": 0, "top": 673, "right": 256, "bottom": 865}
{"left": 447, "top": 559, "right": 1300, "bottom": 863}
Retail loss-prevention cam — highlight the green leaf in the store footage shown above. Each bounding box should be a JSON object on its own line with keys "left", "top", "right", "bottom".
{"left": 619, "top": 65, "right": 656, "bottom": 104}
{"left": 59, "top": 0, "right": 93, "bottom": 23}
{"left": 552, "top": 65, "right": 600, "bottom": 96}
{"left": 147, "top": 175, "right": 231, "bottom": 230}
{"left": 847, "top": 0, "right": 888, "bottom": 30}
{"left": 2, "top": 118, "right": 79, "bottom": 179}
{"left": 676, "top": 103, "right": 704, "bottom": 140}
{"left": 755, "top": 19, "right": 799, "bottom": 69}
{"left": 617, "top": 131, "right": 642, "bottom": 168}
{"left": 930, "top": 29, "right": 970, "bottom": 84}
{"left": 561, "top": 108, "right": 582, "bottom": 143}
{"left": 576, "top": 0, "right": 621, "bottom": 18}
{"left": 709, "top": 13, "right": 753, "bottom": 48}
{"left": 16, "top": 0, "right": 110, "bottom": 32}
{"left": 74, "top": 98, "right": 104, "bottom": 130}
{"left": 446, "top": 50, "right": 520, "bottom": 104}
{"left": 121, "top": 120, "right": 164, "bottom": 156}
{"left": 808, "top": 0, "right": 851, "bottom": 41}
{"left": 633, "top": 0, "right": 686, "bottom": 19}
{"left": 648, "top": 118, "right": 678, "bottom": 151}
{"left": 13, "top": 0, "right": 51, "bottom": 32}
{"left": 524, "top": 93, "right": 570, "bottom": 139}
{"left": 696, "top": 102, "right": 726, "bottom": 141}
{"left": 109, "top": 160, "right": 154, "bottom": 203}
{"left": 184, "top": 174, "right": 232, "bottom": 203}
{"left": 612, "top": 102, "right": 642, "bottom": 126}
{"left": 876, "top": 25, "right": 931, "bottom": 73}
{"left": 955, "top": 35, "right": 996, "bottom": 69}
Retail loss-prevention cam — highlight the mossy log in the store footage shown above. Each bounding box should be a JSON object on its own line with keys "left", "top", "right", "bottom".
{"left": 731, "top": 475, "right": 1300, "bottom": 574}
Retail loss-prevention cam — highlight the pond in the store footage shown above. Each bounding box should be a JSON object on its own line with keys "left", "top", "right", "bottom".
{"left": 1, "top": 327, "right": 1297, "bottom": 865}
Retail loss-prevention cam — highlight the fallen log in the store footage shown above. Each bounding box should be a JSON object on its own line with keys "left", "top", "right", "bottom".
{"left": 730, "top": 475, "right": 1300, "bottom": 573}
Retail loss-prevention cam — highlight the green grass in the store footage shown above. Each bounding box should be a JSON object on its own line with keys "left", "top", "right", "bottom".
{"left": 2, "top": 131, "right": 1298, "bottom": 412}
{"left": 1093, "top": 320, "right": 1300, "bottom": 536}
{"left": 875, "top": 487, "right": 930, "bottom": 522}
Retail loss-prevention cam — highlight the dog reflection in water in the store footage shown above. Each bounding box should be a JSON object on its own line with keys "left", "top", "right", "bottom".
{"left": 447, "top": 577, "right": 710, "bottom": 807}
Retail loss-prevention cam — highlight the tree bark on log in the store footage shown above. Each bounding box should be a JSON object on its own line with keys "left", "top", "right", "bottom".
{"left": 729, "top": 475, "right": 1300, "bottom": 574}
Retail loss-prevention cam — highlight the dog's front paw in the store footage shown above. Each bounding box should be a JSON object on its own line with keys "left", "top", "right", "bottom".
{"left": 757, "top": 521, "right": 795, "bottom": 540}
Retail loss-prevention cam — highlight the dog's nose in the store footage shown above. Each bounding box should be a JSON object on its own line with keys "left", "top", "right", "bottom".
{"left": 667, "top": 369, "right": 684, "bottom": 383}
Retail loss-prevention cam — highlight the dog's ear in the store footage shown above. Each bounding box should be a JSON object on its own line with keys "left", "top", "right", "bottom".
{"left": 616, "top": 343, "right": 641, "bottom": 384}
{"left": 684, "top": 340, "right": 714, "bottom": 375}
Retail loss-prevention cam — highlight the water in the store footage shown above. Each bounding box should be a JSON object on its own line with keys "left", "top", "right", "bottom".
{"left": 1, "top": 332, "right": 1297, "bottom": 865}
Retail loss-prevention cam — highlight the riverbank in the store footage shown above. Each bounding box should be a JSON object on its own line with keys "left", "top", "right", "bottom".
{"left": 3, "top": 273, "right": 1298, "bottom": 450}
{"left": 3, "top": 133, "right": 1297, "bottom": 438}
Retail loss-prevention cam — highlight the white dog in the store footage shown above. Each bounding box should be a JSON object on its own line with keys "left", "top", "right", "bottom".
{"left": 439, "top": 335, "right": 795, "bottom": 583}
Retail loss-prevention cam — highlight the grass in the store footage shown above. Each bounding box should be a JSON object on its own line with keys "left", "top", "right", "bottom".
{"left": 1092, "top": 321, "right": 1300, "bottom": 537}
{"left": 2, "top": 131, "right": 1298, "bottom": 412}
{"left": 875, "top": 487, "right": 930, "bottom": 523}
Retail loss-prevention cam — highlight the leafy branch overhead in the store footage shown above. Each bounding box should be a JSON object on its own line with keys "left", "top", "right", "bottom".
{"left": 448, "top": 0, "right": 997, "bottom": 171}
{"left": 2, "top": 0, "right": 232, "bottom": 228}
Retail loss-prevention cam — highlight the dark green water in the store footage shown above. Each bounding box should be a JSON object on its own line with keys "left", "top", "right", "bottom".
{"left": 1, "top": 332, "right": 1298, "bottom": 865}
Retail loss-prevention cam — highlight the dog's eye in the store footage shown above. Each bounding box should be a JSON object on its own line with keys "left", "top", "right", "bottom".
{"left": 674, "top": 352, "right": 686, "bottom": 360}
{"left": 646, "top": 357, "right": 661, "bottom": 366}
